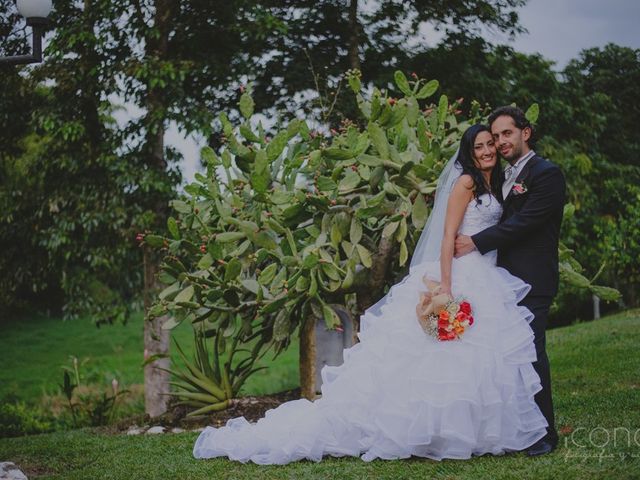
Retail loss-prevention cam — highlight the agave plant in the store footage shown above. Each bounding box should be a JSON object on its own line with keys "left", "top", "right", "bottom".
{"left": 163, "top": 325, "right": 268, "bottom": 416}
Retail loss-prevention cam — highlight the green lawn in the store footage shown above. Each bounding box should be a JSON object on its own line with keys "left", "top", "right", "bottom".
{"left": 0, "top": 312, "right": 299, "bottom": 403}
{"left": 1, "top": 310, "right": 639, "bottom": 479}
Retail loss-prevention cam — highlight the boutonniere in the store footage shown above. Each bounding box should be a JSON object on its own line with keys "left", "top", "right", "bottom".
{"left": 511, "top": 182, "right": 528, "bottom": 195}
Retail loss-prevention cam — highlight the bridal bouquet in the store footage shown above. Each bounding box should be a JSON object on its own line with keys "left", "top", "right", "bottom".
{"left": 416, "top": 278, "right": 474, "bottom": 341}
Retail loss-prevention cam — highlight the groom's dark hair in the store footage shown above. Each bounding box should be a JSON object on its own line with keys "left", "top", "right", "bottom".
{"left": 488, "top": 106, "right": 536, "bottom": 148}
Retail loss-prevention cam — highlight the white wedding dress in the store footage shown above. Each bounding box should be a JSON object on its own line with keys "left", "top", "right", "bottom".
{"left": 193, "top": 193, "right": 548, "bottom": 464}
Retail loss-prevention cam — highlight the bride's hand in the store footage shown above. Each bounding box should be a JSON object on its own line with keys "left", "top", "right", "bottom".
{"left": 440, "top": 285, "right": 452, "bottom": 297}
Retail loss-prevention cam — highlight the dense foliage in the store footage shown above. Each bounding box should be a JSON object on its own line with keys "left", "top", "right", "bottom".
{"left": 144, "top": 72, "right": 461, "bottom": 410}
{"left": 0, "top": 0, "right": 636, "bottom": 327}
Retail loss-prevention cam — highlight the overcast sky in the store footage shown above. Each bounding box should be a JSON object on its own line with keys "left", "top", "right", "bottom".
{"left": 172, "top": 0, "right": 640, "bottom": 184}
{"left": 503, "top": 0, "right": 640, "bottom": 68}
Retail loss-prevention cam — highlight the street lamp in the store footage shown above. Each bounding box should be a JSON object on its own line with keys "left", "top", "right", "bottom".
{"left": 0, "top": 0, "right": 53, "bottom": 66}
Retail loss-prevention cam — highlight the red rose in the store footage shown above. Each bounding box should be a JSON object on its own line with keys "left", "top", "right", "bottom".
{"left": 468, "top": 315, "right": 474, "bottom": 326}
{"left": 438, "top": 327, "right": 455, "bottom": 341}
{"left": 438, "top": 311, "right": 450, "bottom": 328}
{"left": 459, "top": 301, "right": 471, "bottom": 315}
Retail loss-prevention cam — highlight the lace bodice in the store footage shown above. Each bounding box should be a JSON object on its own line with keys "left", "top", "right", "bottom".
{"left": 458, "top": 193, "right": 502, "bottom": 236}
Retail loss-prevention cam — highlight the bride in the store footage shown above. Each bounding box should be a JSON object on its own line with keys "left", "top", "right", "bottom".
{"left": 193, "top": 124, "right": 548, "bottom": 464}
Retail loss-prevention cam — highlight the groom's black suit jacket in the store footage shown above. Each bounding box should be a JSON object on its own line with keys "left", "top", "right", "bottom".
{"left": 472, "top": 154, "right": 566, "bottom": 297}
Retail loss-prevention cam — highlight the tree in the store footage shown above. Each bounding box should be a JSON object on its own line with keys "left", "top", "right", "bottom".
{"left": 407, "top": 34, "right": 560, "bottom": 126}
{"left": 546, "top": 45, "right": 640, "bottom": 311}
{"left": 0, "top": 1, "right": 44, "bottom": 312}
{"left": 112, "top": 0, "right": 286, "bottom": 416}
{"left": 249, "top": 0, "right": 526, "bottom": 124}
{"left": 555, "top": 44, "right": 640, "bottom": 167}
{"left": 1, "top": 0, "right": 284, "bottom": 416}
{"left": 0, "top": 0, "right": 28, "bottom": 56}
{"left": 0, "top": 0, "right": 144, "bottom": 321}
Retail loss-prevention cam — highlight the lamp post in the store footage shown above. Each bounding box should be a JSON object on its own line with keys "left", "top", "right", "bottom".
{"left": 0, "top": 0, "right": 53, "bottom": 65}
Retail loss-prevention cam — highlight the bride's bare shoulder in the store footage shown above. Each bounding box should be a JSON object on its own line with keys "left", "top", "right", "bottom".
{"left": 453, "top": 173, "right": 473, "bottom": 192}
{"left": 446, "top": 175, "right": 474, "bottom": 206}
{"left": 454, "top": 174, "right": 474, "bottom": 190}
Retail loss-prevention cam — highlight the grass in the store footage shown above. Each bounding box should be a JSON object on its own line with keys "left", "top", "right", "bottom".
{"left": 0, "top": 312, "right": 300, "bottom": 403}
{"left": 1, "top": 310, "right": 639, "bottom": 479}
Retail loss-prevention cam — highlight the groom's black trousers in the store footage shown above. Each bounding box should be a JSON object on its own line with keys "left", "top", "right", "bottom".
{"left": 520, "top": 295, "right": 558, "bottom": 445}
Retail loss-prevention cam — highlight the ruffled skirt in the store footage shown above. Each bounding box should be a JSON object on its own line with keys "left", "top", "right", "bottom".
{"left": 193, "top": 251, "right": 547, "bottom": 464}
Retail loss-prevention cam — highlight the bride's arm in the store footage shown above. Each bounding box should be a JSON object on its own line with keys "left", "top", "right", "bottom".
{"left": 440, "top": 175, "right": 474, "bottom": 296}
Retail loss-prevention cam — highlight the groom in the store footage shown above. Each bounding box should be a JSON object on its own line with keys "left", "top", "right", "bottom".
{"left": 455, "top": 106, "right": 566, "bottom": 456}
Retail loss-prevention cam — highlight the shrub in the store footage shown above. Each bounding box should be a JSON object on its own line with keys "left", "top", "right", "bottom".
{"left": 0, "top": 396, "right": 53, "bottom": 437}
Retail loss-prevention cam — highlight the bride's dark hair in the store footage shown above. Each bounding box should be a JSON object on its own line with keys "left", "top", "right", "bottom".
{"left": 455, "top": 124, "right": 502, "bottom": 203}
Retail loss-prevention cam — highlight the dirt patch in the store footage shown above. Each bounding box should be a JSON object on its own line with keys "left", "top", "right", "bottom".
{"left": 10, "top": 458, "right": 56, "bottom": 479}
{"left": 106, "top": 388, "right": 303, "bottom": 433}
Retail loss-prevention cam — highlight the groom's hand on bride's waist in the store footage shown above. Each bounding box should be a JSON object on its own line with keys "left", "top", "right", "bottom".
{"left": 454, "top": 235, "right": 477, "bottom": 257}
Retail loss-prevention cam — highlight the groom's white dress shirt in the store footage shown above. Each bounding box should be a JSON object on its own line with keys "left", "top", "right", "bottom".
{"left": 502, "top": 150, "right": 535, "bottom": 200}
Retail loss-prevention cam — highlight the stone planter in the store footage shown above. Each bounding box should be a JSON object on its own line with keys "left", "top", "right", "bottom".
{"left": 299, "top": 304, "right": 356, "bottom": 399}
